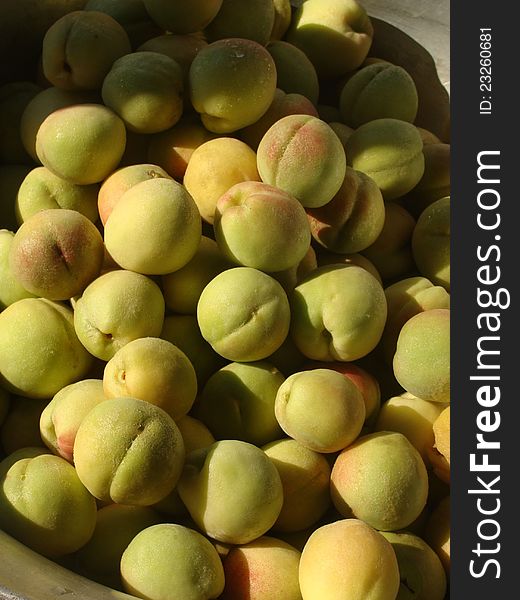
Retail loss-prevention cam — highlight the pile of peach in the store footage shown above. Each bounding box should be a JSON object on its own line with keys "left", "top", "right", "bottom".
{"left": 0, "top": 1, "right": 450, "bottom": 599}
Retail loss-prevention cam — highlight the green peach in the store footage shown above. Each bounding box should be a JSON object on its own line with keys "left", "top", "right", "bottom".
{"left": 103, "top": 337, "right": 197, "bottom": 421}
{"left": 412, "top": 197, "right": 451, "bottom": 290}
{"left": 102, "top": 52, "right": 184, "bottom": 134}
{"left": 121, "top": 523, "right": 225, "bottom": 600}
{"left": 142, "top": 0, "right": 223, "bottom": 33}
{"left": 329, "top": 122, "right": 355, "bottom": 149}
{"left": 73, "top": 270, "right": 165, "bottom": 361}
{"left": 267, "top": 41, "right": 319, "bottom": 105}
{"left": 331, "top": 432, "right": 429, "bottom": 531}
{"left": 0, "top": 230, "right": 36, "bottom": 310}
{"left": 340, "top": 63, "right": 418, "bottom": 127}
{"left": 270, "top": 0, "right": 292, "bottom": 40}
{"left": 197, "top": 267, "right": 290, "bottom": 362}
{"left": 189, "top": 38, "right": 277, "bottom": 133}
{"left": 222, "top": 536, "right": 302, "bottom": 600}
{"left": 214, "top": 181, "right": 311, "bottom": 272}
{"left": 393, "top": 309, "right": 450, "bottom": 403}
{"left": 272, "top": 245, "right": 318, "bottom": 294}
{"left": 263, "top": 438, "right": 331, "bottom": 533}
{"left": 290, "top": 264, "right": 387, "bottom": 361}
{"left": 104, "top": 178, "right": 201, "bottom": 275}
{"left": 316, "top": 249, "right": 382, "bottom": 284}
{"left": 0, "top": 453, "right": 96, "bottom": 557}
{"left": 195, "top": 361, "right": 284, "bottom": 446}
{"left": 177, "top": 415, "right": 215, "bottom": 454}
{"left": 430, "top": 406, "right": 450, "bottom": 484}
{"left": 0, "top": 165, "right": 32, "bottom": 230}
{"left": 257, "top": 115, "right": 346, "bottom": 208}
{"left": 40, "top": 379, "right": 106, "bottom": 462}
{"left": 307, "top": 167, "right": 385, "bottom": 254}
{"left": 42, "top": 10, "right": 131, "bottom": 90}
{"left": 74, "top": 396, "right": 185, "bottom": 505}
{"left": 9, "top": 209, "right": 104, "bottom": 301}
{"left": 205, "top": 0, "right": 275, "bottom": 46}
{"left": 36, "top": 104, "right": 126, "bottom": 185}
{"left": 424, "top": 497, "right": 450, "bottom": 575}
{"left": 178, "top": 439, "right": 283, "bottom": 544}
{"left": 184, "top": 137, "right": 260, "bottom": 223}
{"left": 1, "top": 397, "right": 48, "bottom": 456}
{"left": 287, "top": 0, "right": 374, "bottom": 78}
{"left": 162, "top": 236, "right": 231, "bottom": 314}
{"left": 0, "top": 298, "right": 92, "bottom": 399}
{"left": 299, "top": 519, "right": 400, "bottom": 600}
{"left": 346, "top": 118, "right": 425, "bottom": 200}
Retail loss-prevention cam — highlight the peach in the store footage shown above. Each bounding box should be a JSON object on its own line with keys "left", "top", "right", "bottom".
{"left": 189, "top": 38, "right": 277, "bottom": 133}
{"left": 195, "top": 361, "right": 284, "bottom": 446}
{"left": 267, "top": 41, "right": 319, "bottom": 105}
{"left": 42, "top": 10, "right": 131, "bottom": 90}
{"left": 103, "top": 337, "right": 197, "bottom": 421}
{"left": 104, "top": 178, "right": 201, "bottom": 275}
{"left": 184, "top": 137, "right": 260, "bottom": 224}
{"left": 424, "top": 496, "right": 450, "bottom": 574}
{"left": 73, "top": 396, "right": 185, "bottom": 505}
{"left": 178, "top": 439, "right": 283, "bottom": 544}
{"left": 329, "top": 122, "right": 355, "bottom": 149}
{"left": 0, "top": 298, "right": 92, "bottom": 399}
{"left": 339, "top": 63, "right": 418, "bottom": 127}
{"left": 102, "top": 51, "right": 184, "bottom": 134}
{"left": 0, "top": 452, "right": 96, "bottom": 557}
{"left": 121, "top": 524, "right": 225, "bottom": 600}
{"left": 142, "top": 0, "right": 223, "bottom": 33}
{"left": 40, "top": 379, "right": 107, "bottom": 462}
{"left": 0, "top": 397, "right": 48, "bottom": 456}
{"left": 214, "top": 181, "right": 311, "bottom": 272}
{"left": 316, "top": 249, "right": 382, "bottom": 284}
{"left": 417, "top": 127, "right": 441, "bottom": 146}
{"left": 197, "top": 267, "right": 290, "bottom": 362}
{"left": 263, "top": 438, "right": 331, "bottom": 532}
{"left": 307, "top": 167, "right": 385, "bottom": 254}
{"left": 287, "top": 0, "right": 374, "bottom": 78}
{"left": 393, "top": 309, "right": 450, "bottom": 403}
{"left": 36, "top": 104, "right": 126, "bottom": 185}
{"left": 331, "top": 432, "right": 429, "bottom": 531}
{"left": 73, "top": 270, "right": 165, "bottom": 361}
{"left": 346, "top": 118, "right": 425, "bottom": 200}
{"left": 290, "top": 264, "right": 387, "bottom": 361}
{"left": 222, "top": 536, "right": 302, "bottom": 600}
{"left": 299, "top": 519, "right": 400, "bottom": 600}
{"left": 429, "top": 406, "right": 450, "bottom": 483}
{"left": 0, "top": 230, "right": 36, "bottom": 310}
{"left": 270, "top": 0, "right": 292, "bottom": 41}
{"left": 272, "top": 245, "right": 318, "bottom": 294}
{"left": 205, "top": 0, "right": 275, "bottom": 46}
{"left": 177, "top": 415, "right": 215, "bottom": 454}
{"left": 257, "top": 115, "right": 346, "bottom": 208}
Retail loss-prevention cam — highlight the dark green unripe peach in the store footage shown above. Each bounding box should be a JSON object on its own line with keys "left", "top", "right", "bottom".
{"left": 205, "top": 0, "right": 275, "bottom": 46}
{"left": 143, "top": 0, "right": 223, "bottom": 34}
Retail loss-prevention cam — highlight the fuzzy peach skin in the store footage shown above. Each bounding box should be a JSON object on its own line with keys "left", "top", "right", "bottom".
{"left": 0, "top": 230, "right": 35, "bottom": 310}
{"left": 205, "top": 0, "right": 274, "bottom": 46}
{"left": 197, "top": 267, "right": 290, "bottom": 362}
{"left": 162, "top": 236, "right": 231, "bottom": 314}
{"left": 307, "top": 167, "right": 385, "bottom": 254}
{"left": 290, "top": 264, "right": 387, "bottom": 362}
{"left": 36, "top": 104, "right": 126, "bottom": 185}
{"left": 424, "top": 496, "right": 450, "bottom": 575}
{"left": 0, "top": 453, "right": 96, "bottom": 557}
{"left": 178, "top": 440, "right": 283, "bottom": 544}
{"left": 189, "top": 38, "right": 277, "bottom": 133}
{"left": 104, "top": 178, "right": 201, "bottom": 275}
{"left": 270, "top": 0, "right": 292, "bottom": 40}
{"left": 273, "top": 245, "right": 318, "bottom": 294}
{"left": 121, "top": 523, "right": 225, "bottom": 600}
{"left": 428, "top": 406, "right": 450, "bottom": 483}
{"left": 195, "top": 361, "right": 284, "bottom": 446}
{"left": 42, "top": 10, "right": 131, "bottom": 90}
{"left": 393, "top": 309, "right": 450, "bottom": 404}
{"left": 102, "top": 52, "right": 184, "bottom": 134}
{"left": 412, "top": 197, "right": 451, "bottom": 291}
{"left": 143, "top": 0, "right": 223, "bottom": 33}
{"left": 339, "top": 63, "right": 418, "bottom": 127}
{"left": 267, "top": 41, "right": 319, "bottom": 105}
{"left": 147, "top": 118, "right": 215, "bottom": 180}
{"left": 381, "top": 532, "right": 447, "bottom": 600}
{"left": 299, "top": 519, "right": 400, "bottom": 600}
{"left": 184, "top": 137, "right": 260, "bottom": 224}
{"left": 103, "top": 337, "right": 197, "bottom": 421}
{"left": 39, "top": 379, "right": 106, "bottom": 463}
{"left": 176, "top": 415, "right": 215, "bottom": 454}
{"left": 275, "top": 369, "right": 365, "bottom": 453}
{"left": 222, "top": 536, "right": 302, "bottom": 600}
{"left": 286, "top": 0, "right": 374, "bottom": 79}
{"left": 0, "top": 298, "right": 92, "bottom": 399}
{"left": 9, "top": 209, "right": 104, "bottom": 301}
{"left": 239, "top": 89, "right": 318, "bottom": 151}
{"left": 73, "top": 396, "right": 185, "bottom": 505}
{"left": 73, "top": 270, "right": 165, "bottom": 361}
{"left": 346, "top": 118, "right": 425, "bottom": 201}
{"left": 263, "top": 438, "right": 330, "bottom": 532}
{"left": 1, "top": 397, "right": 48, "bottom": 456}
{"left": 257, "top": 115, "right": 346, "bottom": 209}
{"left": 214, "top": 181, "right": 311, "bottom": 272}
{"left": 331, "top": 431, "right": 429, "bottom": 531}
{"left": 316, "top": 249, "right": 382, "bottom": 284}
